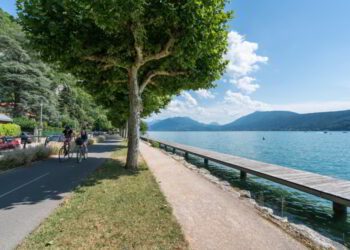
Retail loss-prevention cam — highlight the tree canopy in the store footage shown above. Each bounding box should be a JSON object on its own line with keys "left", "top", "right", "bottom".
{"left": 0, "top": 8, "right": 113, "bottom": 131}
{"left": 17, "top": 0, "right": 232, "bottom": 168}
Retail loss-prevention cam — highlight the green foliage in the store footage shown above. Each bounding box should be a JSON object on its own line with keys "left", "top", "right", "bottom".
{"left": 0, "top": 9, "right": 25, "bottom": 43}
{"left": 150, "top": 141, "right": 160, "bottom": 148}
{"left": 17, "top": 0, "right": 231, "bottom": 122}
{"left": 0, "top": 9, "right": 114, "bottom": 131}
{"left": 17, "top": 0, "right": 232, "bottom": 168}
{"left": 0, "top": 123, "right": 21, "bottom": 136}
{"left": 0, "top": 35, "right": 56, "bottom": 119}
{"left": 13, "top": 117, "right": 37, "bottom": 131}
{"left": 140, "top": 120, "right": 148, "bottom": 135}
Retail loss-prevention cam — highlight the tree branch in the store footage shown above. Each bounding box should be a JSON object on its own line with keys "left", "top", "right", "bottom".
{"left": 82, "top": 55, "right": 128, "bottom": 70}
{"left": 142, "top": 34, "right": 176, "bottom": 65}
{"left": 139, "top": 70, "right": 186, "bottom": 94}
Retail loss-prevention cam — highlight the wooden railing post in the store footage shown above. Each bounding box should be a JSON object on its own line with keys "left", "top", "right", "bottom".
{"left": 240, "top": 171, "right": 247, "bottom": 180}
{"left": 333, "top": 202, "right": 347, "bottom": 217}
{"left": 185, "top": 152, "right": 189, "bottom": 160}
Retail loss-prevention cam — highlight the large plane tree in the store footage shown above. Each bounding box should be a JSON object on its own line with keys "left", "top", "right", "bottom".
{"left": 18, "top": 0, "right": 231, "bottom": 169}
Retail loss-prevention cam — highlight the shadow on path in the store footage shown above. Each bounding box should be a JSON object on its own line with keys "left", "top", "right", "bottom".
{"left": 0, "top": 140, "right": 120, "bottom": 211}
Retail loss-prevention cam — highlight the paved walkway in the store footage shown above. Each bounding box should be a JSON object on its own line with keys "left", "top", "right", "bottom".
{"left": 0, "top": 139, "right": 119, "bottom": 250}
{"left": 140, "top": 142, "right": 307, "bottom": 250}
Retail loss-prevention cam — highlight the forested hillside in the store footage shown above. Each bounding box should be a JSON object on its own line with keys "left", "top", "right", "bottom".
{"left": 0, "top": 9, "right": 112, "bottom": 131}
{"left": 149, "top": 110, "right": 350, "bottom": 131}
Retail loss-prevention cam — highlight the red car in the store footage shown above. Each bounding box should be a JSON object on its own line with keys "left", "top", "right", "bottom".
{"left": 0, "top": 136, "right": 21, "bottom": 151}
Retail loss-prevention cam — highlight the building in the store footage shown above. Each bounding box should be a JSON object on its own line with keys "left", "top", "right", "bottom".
{"left": 0, "top": 114, "right": 13, "bottom": 124}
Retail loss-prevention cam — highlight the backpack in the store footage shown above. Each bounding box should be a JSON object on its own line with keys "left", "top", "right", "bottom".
{"left": 75, "top": 137, "right": 83, "bottom": 145}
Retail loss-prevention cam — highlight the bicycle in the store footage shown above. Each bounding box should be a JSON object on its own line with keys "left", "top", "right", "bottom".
{"left": 76, "top": 139, "right": 88, "bottom": 163}
{"left": 59, "top": 138, "right": 73, "bottom": 162}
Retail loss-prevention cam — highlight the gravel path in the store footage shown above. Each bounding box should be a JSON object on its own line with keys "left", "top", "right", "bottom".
{"left": 140, "top": 141, "right": 307, "bottom": 250}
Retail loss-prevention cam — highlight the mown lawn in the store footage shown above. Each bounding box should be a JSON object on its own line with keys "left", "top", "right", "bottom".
{"left": 19, "top": 143, "right": 188, "bottom": 249}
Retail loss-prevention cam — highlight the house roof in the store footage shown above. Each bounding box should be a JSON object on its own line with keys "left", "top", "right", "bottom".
{"left": 0, "top": 114, "right": 13, "bottom": 122}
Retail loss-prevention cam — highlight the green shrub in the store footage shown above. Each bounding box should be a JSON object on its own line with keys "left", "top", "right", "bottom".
{"left": 140, "top": 121, "right": 148, "bottom": 135}
{"left": 88, "top": 138, "right": 95, "bottom": 145}
{"left": 96, "top": 135, "right": 106, "bottom": 143}
{"left": 150, "top": 141, "right": 160, "bottom": 148}
{"left": 0, "top": 145, "right": 53, "bottom": 171}
{"left": 0, "top": 123, "right": 21, "bottom": 136}
{"left": 13, "top": 117, "right": 37, "bottom": 131}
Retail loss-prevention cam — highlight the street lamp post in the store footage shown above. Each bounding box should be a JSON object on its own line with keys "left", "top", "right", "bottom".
{"left": 40, "top": 101, "right": 43, "bottom": 129}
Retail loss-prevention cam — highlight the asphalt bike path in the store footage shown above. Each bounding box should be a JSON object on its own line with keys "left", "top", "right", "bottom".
{"left": 0, "top": 138, "right": 119, "bottom": 250}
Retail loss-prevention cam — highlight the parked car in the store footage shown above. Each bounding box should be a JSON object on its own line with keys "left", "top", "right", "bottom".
{"left": 92, "top": 131, "right": 103, "bottom": 136}
{"left": 20, "top": 132, "right": 33, "bottom": 144}
{"left": 44, "top": 134, "right": 64, "bottom": 146}
{"left": 0, "top": 136, "right": 21, "bottom": 151}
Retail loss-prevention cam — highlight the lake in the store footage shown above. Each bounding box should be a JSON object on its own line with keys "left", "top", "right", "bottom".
{"left": 147, "top": 131, "right": 350, "bottom": 246}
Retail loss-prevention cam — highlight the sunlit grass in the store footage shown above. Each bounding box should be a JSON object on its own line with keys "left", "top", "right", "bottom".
{"left": 18, "top": 142, "right": 188, "bottom": 249}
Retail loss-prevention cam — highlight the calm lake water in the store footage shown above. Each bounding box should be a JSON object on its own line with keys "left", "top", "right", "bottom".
{"left": 148, "top": 131, "right": 350, "bottom": 246}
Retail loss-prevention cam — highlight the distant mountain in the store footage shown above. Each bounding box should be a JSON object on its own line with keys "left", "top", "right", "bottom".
{"left": 147, "top": 119, "right": 161, "bottom": 126}
{"left": 148, "top": 110, "right": 350, "bottom": 131}
{"left": 221, "top": 111, "right": 299, "bottom": 131}
{"left": 222, "top": 110, "right": 350, "bottom": 131}
{"left": 209, "top": 122, "right": 220, "bottom": 126}
{"left": 149, "top": 117, "right": 219, "bottom": 131}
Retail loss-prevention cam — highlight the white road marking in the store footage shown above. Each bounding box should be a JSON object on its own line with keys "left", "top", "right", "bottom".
{"left": 0, "top": 173, "right": 50, "bottom": 199}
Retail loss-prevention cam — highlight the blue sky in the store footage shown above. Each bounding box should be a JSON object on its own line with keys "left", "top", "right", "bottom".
{"left": 2, "top": 0, "right": 350, "bottom": 123}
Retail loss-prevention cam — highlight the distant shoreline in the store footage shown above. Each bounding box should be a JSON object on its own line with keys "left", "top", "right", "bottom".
{"left": 148, "top": 130, "right": 349, "bottom": 132}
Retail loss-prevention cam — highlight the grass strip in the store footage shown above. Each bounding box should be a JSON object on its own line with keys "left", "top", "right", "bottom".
{"left": 18, "top": 143, "right": 188, "bottom": 249}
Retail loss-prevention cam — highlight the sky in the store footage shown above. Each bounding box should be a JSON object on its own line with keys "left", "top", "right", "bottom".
{"left": 2, "top": 0, "right": 350, "bottom": 124}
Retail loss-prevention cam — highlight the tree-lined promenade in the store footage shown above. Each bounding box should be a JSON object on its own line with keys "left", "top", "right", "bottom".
{"left": 17, "top": 0, "right": 232, "bottom": 168}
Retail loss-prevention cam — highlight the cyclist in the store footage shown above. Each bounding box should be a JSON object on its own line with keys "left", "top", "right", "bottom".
{"left": 62, "top": 125, "right": 73, "bottom": 154}
{"left": 74, "top": 127, "right": 88, "bottom": 161}
{"left": 80, "top": 127, "right": 88, "bottom": 152}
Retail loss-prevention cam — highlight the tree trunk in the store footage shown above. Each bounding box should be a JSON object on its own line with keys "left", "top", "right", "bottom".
{"left": 124, "top": 121, "right": 128, "bottom": 138}
{"left": 126, "top": 67, "right": 141, "bottom": 169}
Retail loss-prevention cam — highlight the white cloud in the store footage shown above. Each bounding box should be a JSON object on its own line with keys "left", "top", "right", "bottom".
{"left": 148, "top": 91, "right": 269, "bottom": 124}
{"left": 224, "top": 31, "right": 268, "bottom": 78}
{"left": 147, "top": 31, "right": 350, "bottom": 124}
{"left": 230, "top": 76, "right": 260, "bottom": 94}
{"left": 148, "top": 92, "right": 350, "bottom": 125}
{"left": 181, "top": 92, "right": 197, "bottom": 106}
{"left": 224, "top": 91, "right": 269, "bottom": 110}
{"left": 195, "top": 89, "right": 215, "bottom": 99}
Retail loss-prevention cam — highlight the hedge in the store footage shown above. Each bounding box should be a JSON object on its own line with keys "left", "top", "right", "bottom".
{"left": 0, "top": 123, "right": 21, "bottom": 136}
{"left": 0, "top": 145, "right": 53, "bottom": 171}
{"left": 13, "top": 117, "right": 37, "bottom": 131}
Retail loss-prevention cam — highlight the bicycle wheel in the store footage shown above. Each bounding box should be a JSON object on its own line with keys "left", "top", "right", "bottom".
{"left": 76, "top": 147, "right": 83, "bottom": 163}
{"left": 67, "top": 146, "right": 73, "bottom": 159}
{"left": 59, "top": 147, "right": 68, "bottom": 162}
{"left": 83, "top": 146, "right": 88, "bottom": 160}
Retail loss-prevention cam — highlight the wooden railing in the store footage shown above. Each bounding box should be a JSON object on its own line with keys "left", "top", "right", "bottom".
{"left": 141, "top": 136, "right": 350, "bottom": 217}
